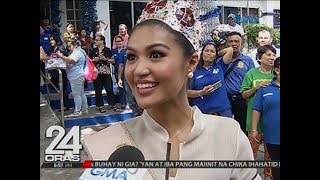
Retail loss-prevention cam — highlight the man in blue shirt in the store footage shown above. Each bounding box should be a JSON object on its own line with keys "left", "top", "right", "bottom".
{"left": 41, "top": 16, "right": 60, "bottom": 36}
{"left": 40, "top": 26, "right": 52, "bottom": 55}
{"left": 40, "top": 25, "right": 52, "bottom": 76}
{"left": 224, "top": 31, "right": 255, "bottom": 133}
{"left": 117, "top": 36, "right": 142, "bottom": 117}
{"left": 112, "top": 36, "right": 127, "bottom": 110}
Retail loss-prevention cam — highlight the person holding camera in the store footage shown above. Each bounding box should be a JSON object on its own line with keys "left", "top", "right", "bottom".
{"left": 187, "top": 41, "right": 233, "bottom": 117}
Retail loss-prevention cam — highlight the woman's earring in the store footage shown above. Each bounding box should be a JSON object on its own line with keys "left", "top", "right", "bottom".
{"left": 188, "top": 72, "right": 194, "bottom": 78}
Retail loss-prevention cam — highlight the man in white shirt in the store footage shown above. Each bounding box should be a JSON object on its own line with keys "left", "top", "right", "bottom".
{"left": 226, "top": 13, "right": 245, "bottom": 36}
{"left": 248, "top": 30, "right": 280, "bottom": 67}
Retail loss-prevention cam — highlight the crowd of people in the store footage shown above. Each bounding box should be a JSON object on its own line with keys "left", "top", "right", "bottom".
{"left": 40, "top": 16, "right": 142, "bottom": 117}
{"left": 40, "top": 2, "right": 280, "bottom": 179}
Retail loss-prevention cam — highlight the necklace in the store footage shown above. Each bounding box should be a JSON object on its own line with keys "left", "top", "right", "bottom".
{"left": 168, "top": 110, "right": 193, "bottom": 142}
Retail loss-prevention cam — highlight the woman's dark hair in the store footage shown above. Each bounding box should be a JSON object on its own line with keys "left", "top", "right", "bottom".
{"left": 273, "top": 57, "right": 280, "bottom": 75}
{"left": 96, "top": 34, "right": 106, "bottom": 46}
{"left": 197, "top": 40, "right": 219, "bottom": 69}
{"left": 78, "top": 28, "right": 87, "bottom": 37}
{"left": 66, "top": 22, "right": 73, "bottom": 28}
{"left": 114, "top": 35, "right": 123, "bottom": 41}
{"left": 50, "top": 33, "right": 62, "bottom": 46}
{"left": 256, "top": 44, "right": 276, "bottom": 61}
{"left": 129, "top": 19, "right": 195, "bottom": 59}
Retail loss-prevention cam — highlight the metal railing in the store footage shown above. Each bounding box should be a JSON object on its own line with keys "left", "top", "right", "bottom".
{"left": 40, "top": 69, "right": 65, "bottom": 127}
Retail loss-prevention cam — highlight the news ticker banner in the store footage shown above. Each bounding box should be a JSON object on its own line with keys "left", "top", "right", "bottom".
{"left": 41, "top": 160, "right": 280, "bottom": 169}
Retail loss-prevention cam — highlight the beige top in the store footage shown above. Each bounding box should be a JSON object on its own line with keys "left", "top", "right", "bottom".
{"left": 83, "top": 106, "right": 261, "bottom": 180}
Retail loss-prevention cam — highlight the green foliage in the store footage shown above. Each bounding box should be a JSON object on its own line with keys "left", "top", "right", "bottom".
{"left": 244, "top": 24, "right": 280, "bottom": 49}
{"left": 272, "top": 28, "right": 280, "bottom": 48}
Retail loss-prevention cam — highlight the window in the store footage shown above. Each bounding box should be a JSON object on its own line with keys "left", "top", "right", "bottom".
{"left": 40, "top": 0, "right": 51, "bottom": 20}
{"left": 108, "top": 1, "right": 149, "bottom": 45}
{"left": 221, "top": 6, "right": 240, "bottom": 25}
{"left": 241, "top": 8, "right": 259, "bottom": 25}
{"left": 134, "top": 2, "right": 147, "bottom": 25}
{"left": 109, "top": 1, "right": 132, "bottom": 40}
{"left": 66, "top": 0, "right": 83, "bottom": 31}
{"left": 273, "top": 10, "right": 280, "bottom": 29}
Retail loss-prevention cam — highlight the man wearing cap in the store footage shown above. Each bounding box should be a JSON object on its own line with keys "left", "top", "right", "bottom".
{"left": 226, "top": 13, "right": 245, "bottom": 36}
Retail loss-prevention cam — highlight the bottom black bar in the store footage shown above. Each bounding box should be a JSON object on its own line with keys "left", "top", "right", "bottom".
{"left": 41, "top": 162, "right": 83, "bottom": 168}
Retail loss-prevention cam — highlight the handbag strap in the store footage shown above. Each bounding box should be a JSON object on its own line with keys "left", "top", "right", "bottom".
{"left": 79, "top": 50, "right": 88, "bottom": 69}
{"left": 224, "top": 59, "right": 240, "bottom": 79}
{"left": 110, "top": 64, "right": 115, "bottom": 74}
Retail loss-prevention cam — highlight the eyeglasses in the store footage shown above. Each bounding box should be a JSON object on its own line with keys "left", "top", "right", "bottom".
{"left": 115, "top": 40, "right": 122, "bottom": 42}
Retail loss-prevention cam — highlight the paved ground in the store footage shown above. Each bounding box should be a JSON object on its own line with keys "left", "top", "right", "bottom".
{"left": 40, "top": 93, "right": 267, "bottom": 179}
{"left": 40, "top": 93, "right": 88, "bottom": 180}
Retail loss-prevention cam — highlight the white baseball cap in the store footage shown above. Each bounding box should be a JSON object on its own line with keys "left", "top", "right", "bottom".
{"left": 227, "top": 13, "right": 236, "bottom": 19}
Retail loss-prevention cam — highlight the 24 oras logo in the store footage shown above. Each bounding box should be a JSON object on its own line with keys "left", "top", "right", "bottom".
{"left": 45, "top": 125, "right": 82, "bottom": 162}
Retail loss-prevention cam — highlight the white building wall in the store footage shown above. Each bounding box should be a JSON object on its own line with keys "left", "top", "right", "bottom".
{"left": 96, "top": 0, "right": 111, "bottom": 48}
{"left": 60, "top": 0, "right": 67, "bottom": 44}
{"left": 260, "top": 1, "right": 280, "bottom": 28}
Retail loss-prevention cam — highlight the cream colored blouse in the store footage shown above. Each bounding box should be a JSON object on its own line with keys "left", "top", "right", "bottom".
{"left": 83, "top": 106, "right": 261, "bottom": 180}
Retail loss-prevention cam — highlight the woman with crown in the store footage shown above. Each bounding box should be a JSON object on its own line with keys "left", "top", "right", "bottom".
{"left": 83, "top": 1, "right": 261, "bottom": 179}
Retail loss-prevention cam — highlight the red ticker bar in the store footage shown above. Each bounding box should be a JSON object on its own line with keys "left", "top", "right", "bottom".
{"left": 82, "top": 160, "right": 93, "bottom": 168}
